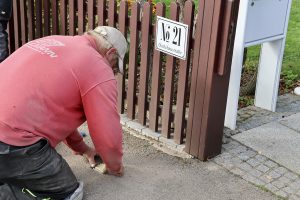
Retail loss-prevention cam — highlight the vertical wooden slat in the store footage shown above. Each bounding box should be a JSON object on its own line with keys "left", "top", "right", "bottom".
{"left": 60, "top": 0, "right": 67, "bottom": 35}
{"left": 161, "top": 2, "right": 180, "bottom": 138}
{"left": 27, "top": 0, "right": 35, "bottom": 40}
{"left": 138, "top": 2, "right": 152, "bottom": 125}
{"left": 20, "top": 0, "right": 27, "bottom": 44}
{"left": 8, "top": 16, "right": 15, "bottom": 54}
{"left": 197, "top": 0, "right": 239, "bottom": 160}
{"left": 149, "top": 3, "right": 166, "bottom": 132}
{"left": 43, "top": 0, "right": 50, "bottom": 36}
{"left": 185, "top": 0, "right": 205, "bottom": 154}
{"left": 88, "top": 0, "right": 95, "bottom": 29}
{"left": 78, "top": 0, "right": 85, "bottom": 34}
{"left": 69, "top": 0, "right": 76, "bottom": 35}
{"left": 97, "top": 0, "right": 107, "bottom": 26}
{"left": 51, "top": 0, "right": 59, "bottom": 35}
{"left": 108, "top": 0, "right": 117, "bottom": 27}
{"left": 117, "top": 1, "right": 129, "bottom": 114}
{"left": 127, "top": 2, "right": 140, "bottom": 119}
{"left": 189, "top": 0, "right": 217, "bottom": 157}
{"left": 173, "top": 1, "right": 195, "bottom": 144}
{"left": 35, "top": 0, "right": 43, "bottom": 38}
{"left": 12, "top": 0, "right": 21, "bottom": 49}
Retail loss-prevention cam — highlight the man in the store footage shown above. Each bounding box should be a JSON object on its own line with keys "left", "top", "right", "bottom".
{"left": 0, "top": 26, "right": 127, "bottom": 200}
{"left": 0, "top": 0, "right": 12, "bottom": 62}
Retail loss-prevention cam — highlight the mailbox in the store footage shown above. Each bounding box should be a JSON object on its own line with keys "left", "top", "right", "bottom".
{"left": 245, "top": 0, "right": 290, "bottom": 44}
{"left": 225, "top": 0, "right": 292, "bottom": 130}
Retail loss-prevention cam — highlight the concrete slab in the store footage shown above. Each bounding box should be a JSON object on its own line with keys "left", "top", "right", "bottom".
{"left": 279, "top": 113, "right": 300, "bottom": 133}
{"left": 58, "top": 131, "right": 276, "bottom": 200}
{"left": 233, "top": 122, "right": 300, "bottom": 174}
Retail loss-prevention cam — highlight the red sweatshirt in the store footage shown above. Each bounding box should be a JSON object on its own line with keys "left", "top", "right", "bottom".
{"left": 0, "top": 35, "right": 123, "bottom": 172}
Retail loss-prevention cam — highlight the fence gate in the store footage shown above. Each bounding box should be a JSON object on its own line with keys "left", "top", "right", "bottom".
{"left": 8, "top": 0, "right": 240, "bottom": 160}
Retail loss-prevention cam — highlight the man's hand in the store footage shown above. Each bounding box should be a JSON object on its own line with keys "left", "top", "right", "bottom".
{"left": 82, "top": 147, "right": 97, "bottom": 168}
{"left": 107, "top": 165, "right": 124, "bottom": 177}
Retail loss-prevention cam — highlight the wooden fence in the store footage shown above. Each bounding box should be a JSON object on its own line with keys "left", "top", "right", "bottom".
{"left": 8, "top": 0, "right": 240, "bottom": 160}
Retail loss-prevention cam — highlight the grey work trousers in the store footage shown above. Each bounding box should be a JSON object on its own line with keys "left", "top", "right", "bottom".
{"left": 0, "top": 140, "right": 79, "bottom": 200}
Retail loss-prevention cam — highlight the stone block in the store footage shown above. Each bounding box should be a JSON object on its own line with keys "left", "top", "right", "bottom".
{"left": 141, "top": 128, "right": 160, "bottom": 140}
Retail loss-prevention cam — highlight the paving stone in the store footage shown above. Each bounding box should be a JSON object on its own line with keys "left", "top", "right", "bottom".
{"left": 265, "top": 183, "right": 279, "bottom": 193}
{"left": 126, "top": 120, "right": 146, "bottom": 132}
{"left": 249, "top": 169, "right": 263, "bottom": 178}
{"left": 242, "top": 174, "right": 265, "bottom": 186}
{"left": 284, "top": 172, "right": 299, "bottom": 181}
{"left": 260, "top": 175, "right": 274, "bottom": 183}
{"left": 238, "top": 150, "right": 256, "bottom": 161}
{"left": 268, "top": 170, "right": 282, "bottom": 179}
{"left": 290, "top": 180, "right": 300, "bottom": 190}
{"left": 272, "top": 180, "right": 286, "bottom": 189}
{"left": 297, "top": 189, "right": 300, "bottom": 196}
{"left": 282, "top": 186, "right": 296, "bottom": 194}
{"left": 247, "top": 158, "right": 261, "bottom": 167}
{"left": 256, "top": 164, "right": 270, "bottom": 173}
{"left": 274, "top": 190, "right": 288, "bottom": 199}
{"left": 141, "top": 128, "right": 160, "bottom": 140}
{"left": 227, "top": 156, "right": 243, "bottom": 166}
{"left": 264, "top": 160, "right": 279, "bottom": 168}
{"left": 239, "top": 162, "right": 253, "bottom": 172}
{"left": 274, "top": 167, "right": 288, "bottom": 175}
{"left": 219, "top": 152, "right": 233, "bottom": 159}
{"left": 289, "top": 195, "right": 300, "bottom": 200}
{"left": 231, "top": 167, "right": 245, "bottom": 177}
{"left": 278, "top": 176, "right": 292, "bottom": 185}
{"left": 254, "top": 154, "right": 268, "bottom": 162}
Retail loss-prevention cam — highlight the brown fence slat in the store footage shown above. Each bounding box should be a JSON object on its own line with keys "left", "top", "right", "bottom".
{"left": 8, "top": 17, "right": 15, "bottom": 54}
{"left": 35, "top": 0, "right": 42, "bottom": 38}
{"left": 137, "top": 2, "right": 152, "bottom": 125}
{"left": 197, "top": 0, "right": 223, "bottom": 159}
{"left": 69, "top": 0, "right": 76, "bottom": 35}
{"left": 20, "top": 0, "right": 27, "bottom": 44}
{"left": 117, "top": 1, "right": 129, "bottom": 113}
{"left": 78, "top": 0, "right": 85, "bottom": 34}
{"left": 60, "top": 0, "right": 67, "bottom": 35}
{"left": 51, "top": 0, "right": 59, "bottom": 35}
{"left": 161, "top": 2, "right": 180, "bottom": 139}
{"left": 186, "top": 0, "right": 215, "bottom": 156}
{"left": 216, "top": 0, "right": 235, "bottom": 76}
{"left": 88, "top": 0, "right": 95, "bottom": 29}
{"left": 173, "top": 1, "right": 195, "bottom": 144}
{"left": 108, "top": 0, "right": 117, "bottom": 27}
{"left": 43, "top": 0, "right": 50, "bottom": 36}
{"left": 97, "top": 0, "right": 107, "bottom": 26}
{"left": 149, "top": 3, "right": 165, "bottom": 132}
{"left": 27, "top": 0, "right": 35, "bottom": 40}
{"left": 12, "top": 0, "right": 21, "bottom": 49}
{"left": 185, "top": 0, "right": 206, "bottom": 153}
{"left": 127, "top": 2, "right": 140, "bottom": 119}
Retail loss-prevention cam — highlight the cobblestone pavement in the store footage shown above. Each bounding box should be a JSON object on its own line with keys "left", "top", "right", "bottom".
{"left": 213, "top": 94, "right": 300, "bottom": 200}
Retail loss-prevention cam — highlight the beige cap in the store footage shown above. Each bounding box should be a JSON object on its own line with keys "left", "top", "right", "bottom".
{"left": 93, "top": 26, "right": 127, "bottom": 74}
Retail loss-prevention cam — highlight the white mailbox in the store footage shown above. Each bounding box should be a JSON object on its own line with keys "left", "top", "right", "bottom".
{"left": 225, "top": 0, "right": 292, "bottom": 130}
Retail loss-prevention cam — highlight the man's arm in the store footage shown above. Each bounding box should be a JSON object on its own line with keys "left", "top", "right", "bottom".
{"left": 64, "top": 129, "right": 89, "bottom": 155}
{"left": 82, "top": 79, "right": 123, "bottom": 174}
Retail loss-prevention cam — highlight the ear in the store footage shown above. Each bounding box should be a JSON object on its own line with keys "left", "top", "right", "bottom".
{"left": 106, "top": 48, "right": 117, "bottom": 56}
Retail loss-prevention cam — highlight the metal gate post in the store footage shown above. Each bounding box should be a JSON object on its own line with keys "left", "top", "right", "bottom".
{"left": 185, "top": 0, "right": 240, "bottom": 160}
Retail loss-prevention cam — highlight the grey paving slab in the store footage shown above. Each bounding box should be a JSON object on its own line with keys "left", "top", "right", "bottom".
{"left": 233, "top": 122, "right": 300, "bottom": 174}
{"left": 280, "top": 113, "right": 300, "bottom": 133}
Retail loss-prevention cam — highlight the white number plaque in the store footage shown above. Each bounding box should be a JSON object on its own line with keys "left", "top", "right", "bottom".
{"left": 155, "top": 16, "right": 189, "bottom": 60}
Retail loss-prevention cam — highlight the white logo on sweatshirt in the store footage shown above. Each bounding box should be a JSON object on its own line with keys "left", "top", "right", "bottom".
{"left": 26, "top": 39, "right": 65, "bottom": 58}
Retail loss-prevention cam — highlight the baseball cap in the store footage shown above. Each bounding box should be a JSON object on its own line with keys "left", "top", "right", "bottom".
{"left": 92, "top": 26, "right": 127, "bottom": 74}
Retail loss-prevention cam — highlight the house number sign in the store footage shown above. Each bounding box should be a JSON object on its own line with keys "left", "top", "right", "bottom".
{"left": 155, "top": 16, "right": 189, "bottom": 60}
